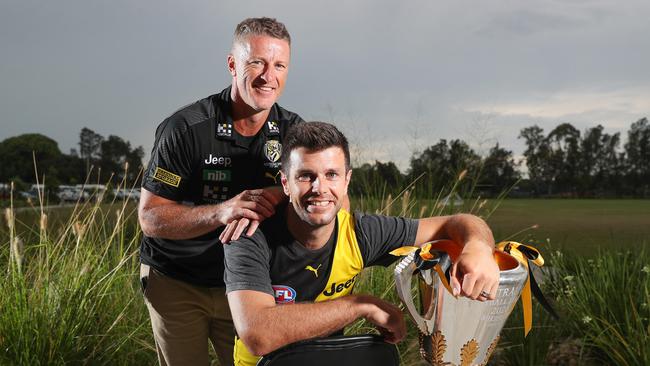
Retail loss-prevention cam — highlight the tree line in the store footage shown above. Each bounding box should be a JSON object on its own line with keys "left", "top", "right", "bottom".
{"left": 1, "top": 118, "right": 648, "bottom": 198}
{"left": 350, "top": 117, "right": 650, "bottom": 198}
{"left": 0, "top": 127, "right": 144, "bottom": 192}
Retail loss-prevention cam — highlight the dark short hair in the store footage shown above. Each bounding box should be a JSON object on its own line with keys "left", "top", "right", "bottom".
{"left": 233, "top": 17, "right": 291, "bottom": 46}
{"left": 281, "top": 122, "right": 351, "bottom": 173}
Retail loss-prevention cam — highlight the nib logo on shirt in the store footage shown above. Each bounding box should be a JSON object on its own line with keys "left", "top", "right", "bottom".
{"left": 203, "top": 169, "right": 231, "bottom": 182}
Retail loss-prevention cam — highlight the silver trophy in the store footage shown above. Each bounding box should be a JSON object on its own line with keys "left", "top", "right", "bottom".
{"left": 394, "top": 240, "right": 529, "bottom": 366}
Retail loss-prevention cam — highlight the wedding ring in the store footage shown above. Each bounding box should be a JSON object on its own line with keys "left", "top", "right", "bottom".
{"left": 479, "top": 290, "right": 490, "bottom": 298}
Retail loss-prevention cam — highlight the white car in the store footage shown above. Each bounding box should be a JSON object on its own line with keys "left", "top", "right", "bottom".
{"left": 57, "top": 188, "right": 89, "bottom": 202}
{"left": 113, "top": 188, "right": 141, "bottom": 200}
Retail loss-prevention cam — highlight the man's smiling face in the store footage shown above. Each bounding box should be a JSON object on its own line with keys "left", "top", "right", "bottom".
{"left": 229, "top": 35, "right": 290, "bottom": 112}
{"left": 281, "top": 146, "right": 351, "bottom": 227}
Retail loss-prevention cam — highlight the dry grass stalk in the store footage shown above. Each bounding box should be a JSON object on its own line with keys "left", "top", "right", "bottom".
{"left": 73, "top": 221, "right": 87, "bottom": 237}
{"left": 401, "top": 189, "right": 411, "bottom": 216}
{"left": 418, "top": 205, "right": 428, "bottom": 218}
{"left": 4, "top": 207, "right": 13, "bottom": 232}
{"left": 457, "top": 169, "right": 468, "bottom": 181}
{"left": 10, "top": 236, "right": 25, "bottom": 272}
{"left": 383, "top": 194, "right": 393, "bottom": 215}
{"left": 73, "top": 221, "right": 87, "bottom": 247}
{"left": 39, "top": 213, "right": 48, "bottom": 241}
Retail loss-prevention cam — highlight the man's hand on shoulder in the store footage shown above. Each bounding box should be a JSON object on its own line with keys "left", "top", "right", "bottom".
{"left": 220, "top": 186, "right": 287, "bottom": 243}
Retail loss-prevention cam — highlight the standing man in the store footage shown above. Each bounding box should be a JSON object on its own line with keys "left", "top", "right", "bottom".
{"left": 223, "top": 122, "right": 500, "bottom": 366}
{"left": 138, "top": 18, "right": 303, "bottom": 366}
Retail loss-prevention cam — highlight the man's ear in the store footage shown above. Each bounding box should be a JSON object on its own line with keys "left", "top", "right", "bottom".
{"left": 227, "top": 54, "right": 236, "bottom": 76}
{"left": 280, "top": 171, "right": 290, "bottom": 196}
{"left": 345, "top": 169, "right": 352, "bottom": 187}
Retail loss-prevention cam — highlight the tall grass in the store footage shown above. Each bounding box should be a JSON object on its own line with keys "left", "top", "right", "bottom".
{"left": 0, "top": 174, "right": 155, "bottom": 365}
{"left": 547, "top": 248, "right": 650, "bottom": 366}
{"left": 1, "top": 166, "right": 647, "bottom": 365}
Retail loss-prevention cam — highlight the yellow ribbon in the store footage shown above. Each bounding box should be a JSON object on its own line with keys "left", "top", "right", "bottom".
{"left": 390, "top": 241, "right": 455, "bottom": 296}
{"left": 497, "top": 241, "right": 545, "bottom": 336}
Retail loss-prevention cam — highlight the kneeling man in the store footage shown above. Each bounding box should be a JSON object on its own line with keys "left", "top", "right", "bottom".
{"left": 224, "top": 122, "right": 500, "bottom": 366}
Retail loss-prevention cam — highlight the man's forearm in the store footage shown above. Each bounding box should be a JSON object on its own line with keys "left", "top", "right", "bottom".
{"left": 231, "top": 293, "right": 378, "bottom": 356}
{"left": 445, "top": 214, "right": 495, "bottom": 253}
{"left": 139, "top": 202, "right": 224, "bottom": 239}
{"left": 416, "top": 213, "right": 495, "bottom": 252}
{"left": 139, "top": 187, "right": 282, "bottom": 240}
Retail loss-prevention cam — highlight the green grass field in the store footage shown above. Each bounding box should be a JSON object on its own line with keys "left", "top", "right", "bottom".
{"left": 4, "top": 198, "right": 649, "bottom": 255}
{"left": 485, "top": 199, "right": 650, "bottom": 254}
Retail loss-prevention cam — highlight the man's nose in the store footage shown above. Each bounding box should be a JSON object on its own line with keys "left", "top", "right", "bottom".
{"left": 310, "top": 177, "right": 321, "bottom": 193}
{"left": 260, "top": 65, "right": 275, "bottom": 82}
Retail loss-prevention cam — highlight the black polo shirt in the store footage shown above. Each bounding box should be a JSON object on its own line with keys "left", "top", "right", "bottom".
{"left": 140, "top": 86, "right": 304, "bottom": 287}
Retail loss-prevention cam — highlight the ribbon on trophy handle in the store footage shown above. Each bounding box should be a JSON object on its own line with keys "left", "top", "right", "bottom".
{"left": 392, "top": 240, "right": 557, "bottom": 366}
{"left": 497, "top": 241, "right": 559, "bottom": 336}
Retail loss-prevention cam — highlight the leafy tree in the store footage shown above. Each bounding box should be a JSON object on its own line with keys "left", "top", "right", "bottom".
{"left": 519, "top": 125, "right": 552, "bottom": 195}
{"left": 350, "top": 161, "right": 404, "bottom": 197}
{"left": 0, "top": 134, "right": 63, "bottom": 196}
{"left": 579, "top": 125, "right": 623, "bottom": 196}
{"left": 480, "top": 143, "right": 520, "bottom": 196}
{"left": 547, "top": 123, "right": 581, "bottom": 195}
{"left": 79, "top": 127, "right": 104, "bottom": 179}
{"left": 99, "top": 135, "right": 144, "bottom": 184}
{"left": 408, "top": 139, "right": 481, "bottom": 197}
{"left": 624, "top": 117, "right": 650, "bottom": 196}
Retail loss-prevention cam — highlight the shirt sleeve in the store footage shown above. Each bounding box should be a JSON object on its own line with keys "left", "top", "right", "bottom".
{"left": 223, "top": 229, "right": 274, "bottom": 297}
{"left": 354, "top": 212, "right": 419, "bottom": 267}
{"left": 141, "top": 118, "right": 195, "bottom": 201}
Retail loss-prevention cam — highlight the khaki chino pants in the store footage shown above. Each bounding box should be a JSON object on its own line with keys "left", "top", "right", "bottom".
{"left": 141, "top": 264, "right": 235, "bottom": 366}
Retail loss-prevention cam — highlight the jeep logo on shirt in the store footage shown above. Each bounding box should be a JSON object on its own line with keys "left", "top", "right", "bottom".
{"left": 204, "top": 154, "right": 232, "bottom": 167}
{"left": 322, "top": 274, "right": 359, "bottom": 297}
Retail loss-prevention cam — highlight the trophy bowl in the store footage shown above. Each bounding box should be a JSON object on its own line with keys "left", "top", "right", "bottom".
{"left": 394, "top": 240, "right": 528, "bottom": 366}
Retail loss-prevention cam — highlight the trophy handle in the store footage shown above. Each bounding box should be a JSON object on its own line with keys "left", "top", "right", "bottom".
{"left": 394, "top": 250, "right": 453, "bottom": 335}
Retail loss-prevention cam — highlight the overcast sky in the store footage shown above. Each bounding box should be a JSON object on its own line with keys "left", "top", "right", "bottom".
{"left": 1, "top": 0, "right": 649, "bottom": 170}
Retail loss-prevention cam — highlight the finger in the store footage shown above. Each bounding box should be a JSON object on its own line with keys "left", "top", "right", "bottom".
{"left": 245, "top": 220, "right": 260, "bottom": 237}
{"left": 395, "top": 315, "right": 407, "bottom": 342}
{"left": 244, "top": 189, "right": 276, "bottom": 212}
{"left": 220, "top": 220, "right": 238, "bottom": 244}
{"left": 262, "top": 187, "right": 286, "bottom": 206}
{"left": 378, "top": 327, "right": 398, "bottom": 344}
{"left": 450, "top": 263, "right": 462, "bottom": 296}
{"left": 240, "top": 200, "right": 274, "bottom": 219}
{"left": 231, "top": 218, "right": 250, "bottom": 242}
{"left": 253, "top": 195, "right": 276, "bottom": 216}
{"left": 237, "top": 208, "right": 265, "bottom": 222}
{"left": 489, "top": 281, "right": 499, "bottom": 300}
{"left": 462, "top": 273, "right": 479, "bottom": 299}
{"left": 219, "top": 221, "right": 231, "bottom": 242}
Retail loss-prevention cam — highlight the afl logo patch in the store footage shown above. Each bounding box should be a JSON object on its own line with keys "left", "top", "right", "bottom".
{"left": 264, "top": 140, "right": 282, "bottom": 163}
{"left": 272, "top": 285, "right": 296, "bottom": 304}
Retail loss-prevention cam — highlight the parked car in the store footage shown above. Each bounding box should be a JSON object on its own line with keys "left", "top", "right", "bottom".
{"left": 113, "top": 188, "right": 141, "bottom": 200}
{"left": 19, "top": 184, "right": 45, "bottom": 201}
{"left": 57, "top": 188, "right": 89, "bottom": 202}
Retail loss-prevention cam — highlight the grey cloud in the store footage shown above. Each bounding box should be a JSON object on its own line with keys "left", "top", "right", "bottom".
{"left": 1, "top": 0, "right": 648, "bottom": 171}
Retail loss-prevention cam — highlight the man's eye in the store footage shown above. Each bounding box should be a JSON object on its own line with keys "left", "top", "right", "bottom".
{"left": 326, "top": 172, "right": 339, "bottom": 179}
{"left": 297, "top": 174, "right": 311, "bottom": 182}
{"left": 275, "top": 64, "right": 286, "bottom": 70}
